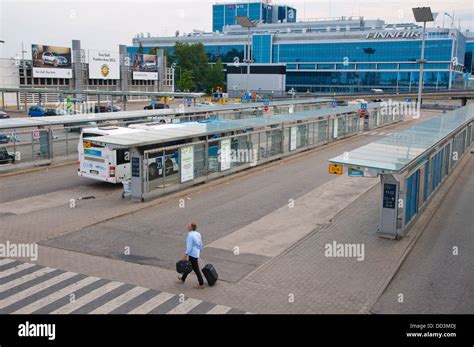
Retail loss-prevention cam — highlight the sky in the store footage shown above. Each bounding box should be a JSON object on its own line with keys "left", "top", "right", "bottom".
{"left": 0, "top": 0, "right": 472, "bottom": 59}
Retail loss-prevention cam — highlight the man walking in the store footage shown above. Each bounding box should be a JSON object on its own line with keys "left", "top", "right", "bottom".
{"left": 178, "top": 223, "right": 205, "bottom": 289}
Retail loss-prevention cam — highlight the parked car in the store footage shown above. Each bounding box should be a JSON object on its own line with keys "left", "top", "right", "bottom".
{"left": 44, "top": 108, "right": 68, "bottom": 116}
{"left": 105, "top": 105, "right": 121, "bottom": 112}
{"left": 141, "top": 60, "right": 157, "bottom": 71}
{"left": 42, "top": 51, "right": 68, "bottom": 67}
{"left": 0, "top": 133, "right": 10, "bottom": 144}
{"left": 0, "top": 147, "right": 15, "bottom": 164}
{"left": 0, "top": 111, "right": 10, "bottom": 119}
{"left": 28, "top": 106, "right": 46, "bottom": 117}
{"left": 144, "top": 103, "right": 169, "bottom": 110}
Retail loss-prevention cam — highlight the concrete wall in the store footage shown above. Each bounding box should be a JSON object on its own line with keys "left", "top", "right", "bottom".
{"left": 227, "top": 73, "right": 286, "bottom": 97}
{"left": 0, "top": 58, "right": 20, "bottom": 107}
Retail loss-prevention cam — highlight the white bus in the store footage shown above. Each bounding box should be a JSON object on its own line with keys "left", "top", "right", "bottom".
{"left": 78, "top": 120, "right": 223, "bottom": 183}
{"left": 78, "top": 123, "right": 193, "bottom": 183}
{"left": 78, "top": 126, "right": 143, "bottom": 183}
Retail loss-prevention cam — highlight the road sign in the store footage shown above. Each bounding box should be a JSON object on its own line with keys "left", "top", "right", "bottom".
{"left": 348, "top": 168, "right": 364, "bottom": 177}
{"left": 263, "top": 105, "right": 269, "bottom": 112}
{"left": 263, "top": 99, "right": 270, "bottom": 106}
{"left": 186, "top": 98, "right": 193, "bottom": 107}
{"left": 328, "top": 164, "right": 343, "bottom": 175}
{"left": 32, "top": 130, "right": 40, "bottom": 140}
{"left": 360, "top": 103, "right": 368, "bottom": 111}
{"left": 331, "top": 99, "right": 337, "bottom": 108}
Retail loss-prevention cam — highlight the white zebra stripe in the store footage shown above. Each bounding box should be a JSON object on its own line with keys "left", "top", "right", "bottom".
{"left": 0, "top": 259, "right": 16, "bottom": 266}
{"left": 127, "top": 292, "right": 175, "bottom": 314}
{"left": 11, "top": 276, "right": 100, "bottom": 314}
{"left": 89, "top": 287, "right": 149, "bottom": 314}
{"left": 50, "top": 282, "right": 123, "bottom": 314}
{"left": 0, "top": 263, "right": 36, "bottom": 279}
{"left": 0, "top": 267, "right": 55, "bottom": 292}
{"left": 0, "top": 272, "right": 77, "bottom": 309}
{"left": 166, "top": 298, "right": 202, "bottom": 314}
{"left": 206, "top": 304, "right": 232, "bottom": 314}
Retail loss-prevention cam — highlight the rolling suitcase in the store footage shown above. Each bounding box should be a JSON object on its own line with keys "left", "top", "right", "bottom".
{"left": 201, "top": 263, "right": 218, "bottom": 286}
{"left": 176, "top": 260, "right": 192, "bottom": 274}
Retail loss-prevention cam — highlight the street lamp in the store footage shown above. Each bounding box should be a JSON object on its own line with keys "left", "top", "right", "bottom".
{"left": 236, "top": 16, "right": 256, "bottom": 98}
{"left": 412, "top": 7, "right": 436, "bottom": 115}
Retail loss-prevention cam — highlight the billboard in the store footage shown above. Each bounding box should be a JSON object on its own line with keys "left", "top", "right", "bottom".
{"left": 88, "top": 50, "right": 120, "bottom": 79}
{"left": 132, "top": 53, "right": 158, "bottom": 80}
{"left": 32, "top": 44, "right": 72, "bottom": 78}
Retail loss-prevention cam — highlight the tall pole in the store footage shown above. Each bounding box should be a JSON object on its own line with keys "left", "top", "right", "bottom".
{"left": 417, "top": 21, "right": 426, "bottom": 115}
{"left": 247, "top": 27, "right": 251, "bottom": 96}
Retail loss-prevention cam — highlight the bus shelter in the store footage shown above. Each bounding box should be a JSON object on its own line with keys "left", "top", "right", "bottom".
{"left": 329, "top": 104, "right": 473, "bottom": 239}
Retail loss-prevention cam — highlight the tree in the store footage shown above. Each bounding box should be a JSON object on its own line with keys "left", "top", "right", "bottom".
{"left": 173, "top": 43, "right": 209, "bottom": 91}
{"left": 137, "top": 42, "right": 144, "bottom": 54}
{"left": 177, "top": 70, "right": 195, "bottom": 92}
{"left": 204, "top": 59, "right": 225, "bottom": 94}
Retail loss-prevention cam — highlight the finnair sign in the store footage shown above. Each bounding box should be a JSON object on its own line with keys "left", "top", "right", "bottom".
{"left": 366, "top": 31, "right": 421, "bottom": 40}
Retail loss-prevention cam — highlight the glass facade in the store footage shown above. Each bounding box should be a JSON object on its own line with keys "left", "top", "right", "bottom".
{"left": 273, "top": 40, "right": 453, "bottom": 63}
{"left": 253, "top": 35, "right": 272, "bottom": 63}
{"left": 287, "top": 71, "right": 450, "bottom": 93}
{"left": 212, "top": 2, "right": 296, "bottom": 32}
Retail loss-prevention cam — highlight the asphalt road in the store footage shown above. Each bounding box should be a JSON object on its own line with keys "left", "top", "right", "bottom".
{"left": 40, "top": 112, "right": 440, "bottom": 272}
{"left": 373, "top": 155, "right": 474, "bottom": 313}
{"left": 0, "top": 164, "right": 117, "bottom": 204}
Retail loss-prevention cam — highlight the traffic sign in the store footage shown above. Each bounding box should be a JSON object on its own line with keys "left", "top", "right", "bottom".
{"left": 32, "top": 130, "right": 40, "bottom": 140}
{"left": 331, "top": 99, "right": 337, "bottom": 108}
{"left": 263, "top": 105, "right": 269, "bottom": 112}
{"left": 348, "top": 168, "right": 364, "bottom": 177}
{"left": 360, "top": 103, "right": 368, "bottom": 111}
{"left": 263, "top": 99, "right": 270, "bottom": 106}
{"left": 328, "top": 164, "right": 343, "bottom": 175}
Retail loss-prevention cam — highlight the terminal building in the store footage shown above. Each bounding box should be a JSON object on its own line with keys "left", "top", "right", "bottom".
{"left": 132, "top": 1, "right": 473, "bottom": 94}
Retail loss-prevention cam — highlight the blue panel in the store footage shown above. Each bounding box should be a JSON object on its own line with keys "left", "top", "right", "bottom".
{"left": 406, "top": 170, "right": 420, "bottom": 224}
{"left": 423, "top": 162, "right": 429, "bottom": 202}
{"left": 253, "top": 34, "right": 272, "bottom": 63}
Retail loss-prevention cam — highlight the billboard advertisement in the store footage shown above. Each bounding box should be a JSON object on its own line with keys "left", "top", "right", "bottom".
{"left": 132, "top": 53, "right": 158, "bottom": 80}
{"left": 31, "top": 44, "right": 72, "bottom": 78}
{"left": 88, "top": 50, "right": 120, "bottom": 79}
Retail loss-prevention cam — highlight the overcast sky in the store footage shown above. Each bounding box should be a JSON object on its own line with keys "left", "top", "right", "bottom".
{"left": 0, "top": 0, "right": 472, "bottom": 59}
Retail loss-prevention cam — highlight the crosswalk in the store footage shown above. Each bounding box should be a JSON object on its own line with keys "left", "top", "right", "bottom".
{"left": 364, "top": 131, "right": 393, "bottom": 137}
{"left": 0, "top": 258, "right": 247, "bottom": 315}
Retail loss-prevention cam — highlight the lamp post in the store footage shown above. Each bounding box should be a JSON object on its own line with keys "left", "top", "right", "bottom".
{"left": 412, "top": 7, "right": 436, "bottom": 116}
{"left": 235, "top": 16, "right": 256, "bottom": 98}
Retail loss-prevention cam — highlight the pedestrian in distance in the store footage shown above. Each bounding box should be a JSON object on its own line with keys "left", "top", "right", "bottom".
{"left": 178, "top": 222, "right": 205, "bottom": 289}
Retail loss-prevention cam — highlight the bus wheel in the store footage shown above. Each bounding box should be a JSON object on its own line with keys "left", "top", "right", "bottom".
{"left": 148, "top": 163, "right": 159, "bottom": 180}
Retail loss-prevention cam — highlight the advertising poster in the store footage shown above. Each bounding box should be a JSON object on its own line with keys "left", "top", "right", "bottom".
{"left": 290, "top": 127, "right": 297, "bottom": 151}
{"left": 132, "top": 53, "right": 158, "bottom": 80}
{"left": 180, "top": 146, "right": 194, "bottom": 183}
{"left": 31, "top": 44, "right": 72, "bottom": 78}
{"left": 220, "top": 139, "right": 231, "bottom": 171}
{"left": 88, "top": 50, "right": 120, "bottom": 79}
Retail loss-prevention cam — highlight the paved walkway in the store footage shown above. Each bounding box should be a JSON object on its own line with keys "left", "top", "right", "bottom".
{"left": 0, "top": 258, "right": 247, "bottom": 315}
